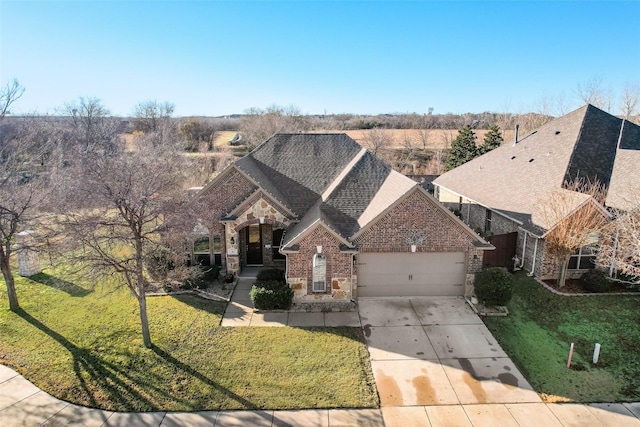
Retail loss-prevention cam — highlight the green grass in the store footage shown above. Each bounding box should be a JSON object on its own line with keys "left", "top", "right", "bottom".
{"left": 0, "top": 267, "right": 378, "bottom": 411}
{"left": 484, "top": 273, "right": 640, "bottom": 402}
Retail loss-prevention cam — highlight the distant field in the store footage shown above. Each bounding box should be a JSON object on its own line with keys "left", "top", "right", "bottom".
{"left": 124, "top": 128, "right": 517, "bottom": 151}
{"left": 212, "top": 129, "right": 517, "bottom": 150}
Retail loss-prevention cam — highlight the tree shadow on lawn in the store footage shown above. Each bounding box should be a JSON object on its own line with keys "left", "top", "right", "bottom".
{"left": 169, "top": 293, "right": 226, "bottom": 316}
{"left": 29, "top": 272, "right": 92, "bottom": 297}
{"left": 151, "top": 345, "right": 256, "bottom": 409}
{"left": 15, "top": 309, "right": 254, "bottom": 411}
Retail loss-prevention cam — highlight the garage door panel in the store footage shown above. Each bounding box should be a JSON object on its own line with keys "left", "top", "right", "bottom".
{"left": 358, "top": 252, "right": 466, "bottom": 297}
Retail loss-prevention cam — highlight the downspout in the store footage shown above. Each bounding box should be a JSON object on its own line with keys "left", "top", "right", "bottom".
{"left": 519, "top": 231, "right": 527, "bottom": 269}
{"left": 350, "top": 253, "right": 355, "bottom": 302}
{"left": 466, "top": 200, "right": 471, "bottom": 224}
{"left": 609, "top": 227, "right": 619, "bottom": 278}
{"left": 528, "top": 237, "right": 539, "bottom": 276}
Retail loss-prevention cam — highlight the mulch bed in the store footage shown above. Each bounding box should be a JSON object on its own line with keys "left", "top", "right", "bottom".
{"left": 543, "top": 278, "right": 637, "bottom": 294}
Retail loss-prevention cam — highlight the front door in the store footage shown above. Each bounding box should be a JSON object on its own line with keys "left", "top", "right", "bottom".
{"left": 246, "top": 224, "right": 263, "bottom": 265}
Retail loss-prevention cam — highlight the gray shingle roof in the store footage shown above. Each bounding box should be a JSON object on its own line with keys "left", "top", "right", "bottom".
{"left": 433, "top": 105, "right": 640, "bottom": 234}
{"left": 232, "top": 133, "right": 419, "bottom": 247}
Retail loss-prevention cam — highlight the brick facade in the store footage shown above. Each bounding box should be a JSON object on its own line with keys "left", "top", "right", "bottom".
{"left": 194, "top": 167, "right": 257, "bottom": 271}
{"left": 286, "top": 225, "right": 354, "bottom": 302}
{"left": 354, "top": 189, "right": 485, "bottom": 296}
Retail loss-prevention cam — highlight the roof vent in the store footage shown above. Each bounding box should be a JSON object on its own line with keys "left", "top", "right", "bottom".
{"left": 555, "top": 131, "right": 561, "bottom": 135}
{"left": 511, "top": 156, "right": 516, "bottom": 160}
{"left": 528, "top": 159, "right": 534, "bottom": 163}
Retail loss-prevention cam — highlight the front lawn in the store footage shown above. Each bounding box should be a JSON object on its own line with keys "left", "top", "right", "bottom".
{"left": 0, "top": 268, "right": 378, "bottom": 411}
{"left": 484, "top": 273, "right": 640, "bottom": 402}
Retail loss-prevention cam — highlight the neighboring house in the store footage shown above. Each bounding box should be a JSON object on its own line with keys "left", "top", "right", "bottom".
{"left": 192, "top": 133, "right": 491, "bottom": 306}
{"left": 433, "top": 104, "right": 640, "bottom": 280}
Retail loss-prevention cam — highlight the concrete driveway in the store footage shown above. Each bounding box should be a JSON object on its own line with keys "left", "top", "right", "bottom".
{"left": 358, "top": 297, "right": 541, "bottom": 407}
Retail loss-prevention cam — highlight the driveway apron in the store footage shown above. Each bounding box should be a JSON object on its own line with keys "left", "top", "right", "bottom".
{"left": 358, "top": 297, "right": 541, "bottom": 407}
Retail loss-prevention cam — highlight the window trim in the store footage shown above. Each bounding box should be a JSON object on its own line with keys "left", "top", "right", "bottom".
{"left": 312, "top": 253, "right": 327, "bottom": 292}
{"left": 568, "top": 245, "right": 597, "bottom": 270}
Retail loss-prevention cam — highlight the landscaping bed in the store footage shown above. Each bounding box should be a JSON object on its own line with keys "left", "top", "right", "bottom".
{"left": 0, "top": 268, "right": 378, "bottom": 411}
{"left": 484, "top": 272, "right": 640, "bottom": 402}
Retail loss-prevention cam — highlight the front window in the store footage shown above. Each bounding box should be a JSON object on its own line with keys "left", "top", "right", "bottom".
{"left": 568, "top": 245, "right": 597, "bottom": 270}
{"left": 312, "top": 253, "right": 326, "bottom": 292}
{"left": 193, "top": 236, "right": 211, "bottom": 266}
{"left": 213, "top": 235, "right": 222, "bottom": 266}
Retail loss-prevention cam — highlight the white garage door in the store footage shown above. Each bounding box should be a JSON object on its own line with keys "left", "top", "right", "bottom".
{"left": 357, "top": 252, "right": 466, "bottom": 297}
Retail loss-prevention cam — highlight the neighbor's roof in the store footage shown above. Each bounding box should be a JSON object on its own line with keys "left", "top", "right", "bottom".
{"left": 233, "top": 133, "right": 419, "bottom": 247}
{"left": 433, "top": 105, "right": 640, "bottom": 234}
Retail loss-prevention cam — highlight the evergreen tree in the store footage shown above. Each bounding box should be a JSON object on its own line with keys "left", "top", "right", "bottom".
{"left": 479, "top": 124, "right": 503, "bottom": 155}
{"left": 445, "top": 125, "right": 478, "bottom": 171}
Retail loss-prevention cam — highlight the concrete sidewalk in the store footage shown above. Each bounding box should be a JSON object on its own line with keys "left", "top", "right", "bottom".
{"left": 2, "top": 364, "right": 640, "bottom": 427}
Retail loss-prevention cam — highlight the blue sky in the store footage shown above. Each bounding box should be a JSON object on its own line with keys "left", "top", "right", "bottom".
{"left": 1, "top": 1, "right": 638, "bottom": 117}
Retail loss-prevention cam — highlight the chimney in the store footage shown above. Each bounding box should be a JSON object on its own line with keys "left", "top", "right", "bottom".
{"left": 513, "top": 124, "right": 520, "bottom": 146}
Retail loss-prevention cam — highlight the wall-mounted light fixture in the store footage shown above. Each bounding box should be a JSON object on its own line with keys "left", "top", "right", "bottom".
{"left": 405, "top": 229, "right": 427, "bottom": 254}
{"left": 230, "top": 237, "right": 235, "bottom": 245}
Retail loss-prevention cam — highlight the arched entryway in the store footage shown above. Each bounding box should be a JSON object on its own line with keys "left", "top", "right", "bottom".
{"left": 235, "top": 219, "right": 287, "bottom": 270}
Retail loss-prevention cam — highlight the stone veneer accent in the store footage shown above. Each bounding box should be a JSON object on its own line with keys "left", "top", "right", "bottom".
{"left": 227, "top": 197, "right": 291, "bottom": 273}
{"left": 286, "top": 225, "right": 354, "bottom": 302}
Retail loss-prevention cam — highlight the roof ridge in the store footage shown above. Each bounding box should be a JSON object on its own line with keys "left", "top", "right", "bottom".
{"left": 321, "top": 147, "right": 368, "bottom": 201}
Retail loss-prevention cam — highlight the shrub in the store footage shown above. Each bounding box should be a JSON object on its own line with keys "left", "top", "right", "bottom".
{"left": 581, "top": 269, "right": 611, "bottom": 293}
{"left": 147, "top": 249, "right": 177, "bottom": 281}
{"left": 474, "top": 267, "right": 514, "bottom": 306}
{"left": 250, "top": 280, "right": 294, "bottom": 310}
{"left": 201, "top": 265, "right": 221, "bottom": 282}
{"left": 256, "top": 268, "right": 285, "bottom": 283}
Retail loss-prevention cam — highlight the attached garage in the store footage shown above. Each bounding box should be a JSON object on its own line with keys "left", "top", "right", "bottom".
{"left": 357, "top": 252, "right": 466, "bottom": 297}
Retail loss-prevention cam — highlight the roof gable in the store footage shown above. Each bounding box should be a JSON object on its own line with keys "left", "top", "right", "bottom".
{"left": 434, "top": 104, "right": 636, "bottom": 233}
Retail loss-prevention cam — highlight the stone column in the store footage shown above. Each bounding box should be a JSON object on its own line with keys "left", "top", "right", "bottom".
{"left": 16, "top": 230, "right": 41, "bottom": 277}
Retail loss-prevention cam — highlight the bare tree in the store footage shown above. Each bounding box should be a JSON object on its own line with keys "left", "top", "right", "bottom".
{"left": 0, "top": 94, "right": 57, "bottom": 311}
{"left": 362, "top": 128, "right": 393, "bottom": 157}
{"left": 59, "top": 137, "right": 190, "bottom": 347}
{"left": 598, "top": 206, "right": 640, "bottom": 282}
{"left": 0, "top": 78, "right": 25, "bottom": 119}
{"left": 239, "top": 104, "right": 310, "bottom": 149}
{"left": 620, "top": 82, "right": 640, "bottom": 123}
{"left": 541, "top": 179, "right": 609, "bottom": 287}
{"left": 133, "top": 100, "right": 174, "bottom": 133}
{"left": 575, "top": 76, "right": 613, "bottom": 112}
{"left": 61, "top": 97, "right": 120, "bottom": 152}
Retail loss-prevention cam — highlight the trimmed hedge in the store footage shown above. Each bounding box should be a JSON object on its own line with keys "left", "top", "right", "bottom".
{"left": 475, "top": 267, "right": 514, "bottom": 306}
{"left": 250, "top": 279, "right": 294, "bottom": 310}
{"left": 256, "top": 268, "right": 286, "bottom": 283}
{"left": 581, "top": 269, "right": 612, "bottom": 293}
